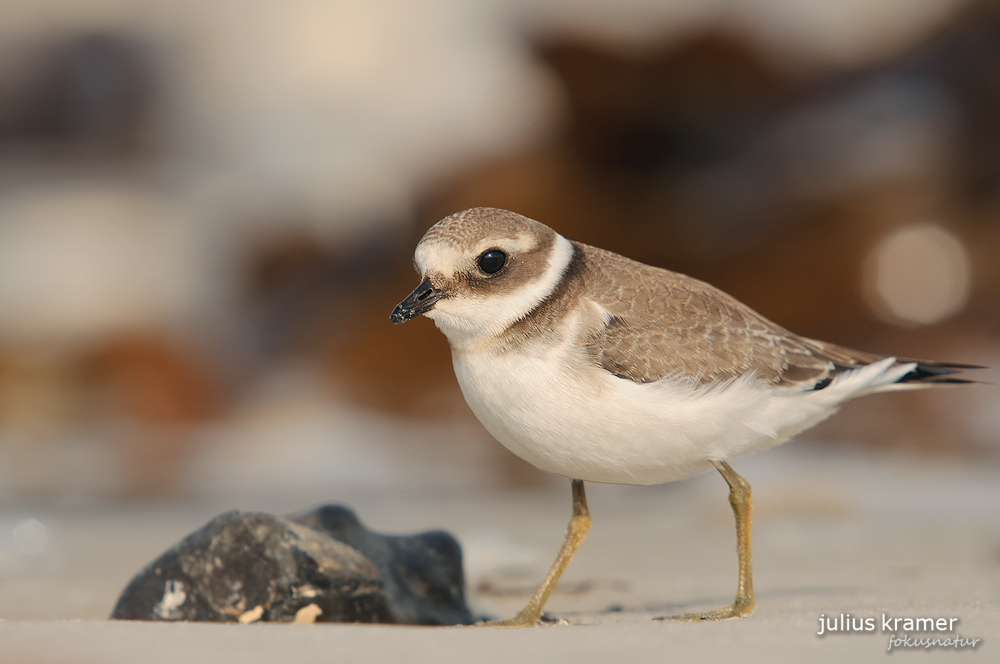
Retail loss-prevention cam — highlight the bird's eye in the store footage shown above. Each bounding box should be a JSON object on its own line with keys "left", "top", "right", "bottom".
{"left": 477, "top": 249, "right": 507, "bottom": 274}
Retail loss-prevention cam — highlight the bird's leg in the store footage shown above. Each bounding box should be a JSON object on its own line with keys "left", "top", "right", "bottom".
{"left": 658, "top": 460, "right": 754, "bottom": 621}
{"left": 483, "top": 479, "right": 590, "bottom": 627}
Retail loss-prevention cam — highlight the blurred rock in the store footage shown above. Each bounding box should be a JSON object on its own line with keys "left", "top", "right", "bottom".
{"left": 86, "top": 332, "right": 223, "bottom": 426}
{"left": 241, "top": 222, "right": 410, "bottom": 357}
{"left": 84, "top": 331, "right": 226, "bottom": 497}
{"left": 294, "top": 504, "right": 475, "bottom": 625}
{"left": 903, "top": 0, "right": 1000, "bottom": 203}
{"left": 111, "top": 507, "right": 476, "bottom": 625}
{"left": 0, "top": 31, "right": 157, "bottom": 157}
{"left": 0, "top": 182, "right": 217, "bottom": 345}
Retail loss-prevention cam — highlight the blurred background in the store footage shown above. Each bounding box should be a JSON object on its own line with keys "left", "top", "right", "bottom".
{"left": 0, "top": 0, "right": 996, "bottom": 510}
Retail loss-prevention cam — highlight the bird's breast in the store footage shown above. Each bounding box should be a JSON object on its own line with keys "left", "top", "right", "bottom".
{"left": 449, "top": 339, "right": 785, "bottom": 485}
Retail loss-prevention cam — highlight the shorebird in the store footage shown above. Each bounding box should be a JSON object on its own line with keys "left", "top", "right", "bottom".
{"left": 390, "top": 207, "right": 979, "bottom": 626}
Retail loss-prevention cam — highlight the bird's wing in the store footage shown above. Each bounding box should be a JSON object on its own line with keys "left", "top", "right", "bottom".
{"left": 575, "top": 243, "right": 882, "bottom": 388}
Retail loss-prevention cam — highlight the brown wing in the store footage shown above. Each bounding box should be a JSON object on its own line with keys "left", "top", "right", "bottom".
{"left": 575, "top": 243, "right": 882, "bottom": 388}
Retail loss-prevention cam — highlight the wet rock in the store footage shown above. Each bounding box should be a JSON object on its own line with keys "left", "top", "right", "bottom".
{"left": 293, "top": 505, "right": 475, "bottom": 625}
{"left": 111, "top": 510, "right": 392, "bottom": 623}
{"left": 111, "top": 505, "right": 476, "bottom": 625}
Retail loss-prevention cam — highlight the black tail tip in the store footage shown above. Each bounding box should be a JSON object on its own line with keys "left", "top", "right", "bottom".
{"left": 900, "top": 360, "right": 986, "bottom": 385}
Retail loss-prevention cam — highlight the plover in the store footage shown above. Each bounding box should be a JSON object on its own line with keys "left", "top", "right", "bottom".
{"left": 390, "top": 207, "right": 979, "bottom": 626}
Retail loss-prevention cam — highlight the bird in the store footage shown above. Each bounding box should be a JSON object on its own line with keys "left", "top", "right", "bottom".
{"left": 389, "top": 207, "right": 980, "bottom": 627}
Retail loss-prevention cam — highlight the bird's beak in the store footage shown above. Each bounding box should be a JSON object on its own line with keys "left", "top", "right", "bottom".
{"left": 390, "top": 276, "right": 444, "bottom": 324}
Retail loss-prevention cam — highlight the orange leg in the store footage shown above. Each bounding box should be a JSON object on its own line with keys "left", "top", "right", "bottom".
{"left": 658, "top": 460, "right": 754, "bottom": 621}
{"left": 484, "top": 479, "right": 590, "bottom": 627}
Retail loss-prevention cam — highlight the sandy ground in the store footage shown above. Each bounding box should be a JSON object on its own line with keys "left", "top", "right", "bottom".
{"left": 1, "top": 445, "right": 998, "bottom": 663}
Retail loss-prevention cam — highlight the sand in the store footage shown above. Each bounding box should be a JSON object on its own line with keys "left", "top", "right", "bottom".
{"left": 1, "top": 446, "right": 997, "bottom": 663}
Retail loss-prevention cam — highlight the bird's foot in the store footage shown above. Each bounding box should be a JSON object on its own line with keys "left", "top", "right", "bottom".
{"left": 477, "top": 609, "right": 542, "bottom": 628}
{"left": 475, "top": 608, "right": 568, "bottom": 627}
{"left": 654, "top": 600, "right": 753, "bottom": 622}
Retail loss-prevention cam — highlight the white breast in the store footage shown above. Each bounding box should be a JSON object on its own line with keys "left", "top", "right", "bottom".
{"left": 451, "top": 332, "right": 788, "bottom": 485}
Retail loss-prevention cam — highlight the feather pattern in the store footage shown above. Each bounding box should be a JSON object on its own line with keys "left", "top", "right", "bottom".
{"left": 561, "top": 242, "right": 980, "bottom": 392}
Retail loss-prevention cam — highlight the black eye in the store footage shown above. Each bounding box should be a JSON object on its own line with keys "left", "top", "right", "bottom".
{"left": 477, "top": 249, "right": 507, "bottom": 274}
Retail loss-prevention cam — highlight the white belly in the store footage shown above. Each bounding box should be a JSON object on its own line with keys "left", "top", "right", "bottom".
{"left": 450, "top": 340, "right": 833, "bottom": 485}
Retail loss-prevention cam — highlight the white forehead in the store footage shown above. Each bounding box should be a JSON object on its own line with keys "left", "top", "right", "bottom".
{"left": 414, "top": 232, "right": 537, "bottom": 276}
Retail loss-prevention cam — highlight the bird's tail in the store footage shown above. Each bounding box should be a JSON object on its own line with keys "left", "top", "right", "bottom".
{"left": 827, "top": 356, "right": 984, "bottom": 399}
{"left": 890, "top": 358, "right": 984, "bottom": 387}
{"left": 795, "top": 336, "right": 984, "bottom": 395}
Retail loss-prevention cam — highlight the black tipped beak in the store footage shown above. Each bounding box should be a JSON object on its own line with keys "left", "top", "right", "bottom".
{"left": 391, "top": 277, "right": 444, "bottom": 324}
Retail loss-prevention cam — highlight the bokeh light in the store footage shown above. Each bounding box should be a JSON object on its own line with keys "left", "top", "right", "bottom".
{"left": 12, "top": 518, "right": 49, "bottom": 556}
{"left": 864, "top": 223, "right": 972, "bottom": 326}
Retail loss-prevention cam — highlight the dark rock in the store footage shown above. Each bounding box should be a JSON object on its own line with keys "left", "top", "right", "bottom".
{"left": 111, "top": 510, "right": 393, "bottom": 623}
{"left": 292, "top": 505, "right": 475, "bottom": 625}
{"left": 110, "top": 505, "right": 477, "bottom": 625}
